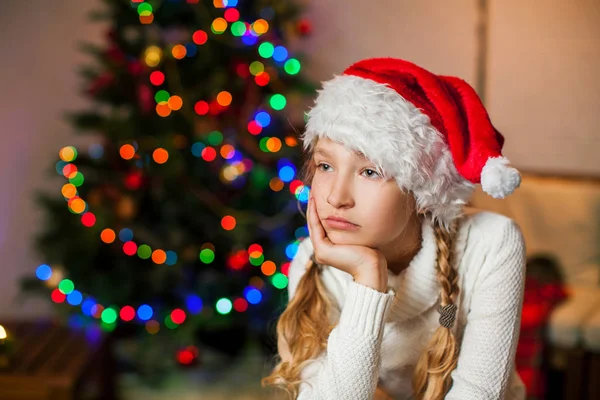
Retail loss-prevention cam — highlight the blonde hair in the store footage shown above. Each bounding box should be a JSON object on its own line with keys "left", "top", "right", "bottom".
{"left": 262, "top": 143, "right": 461, "bottom": 400}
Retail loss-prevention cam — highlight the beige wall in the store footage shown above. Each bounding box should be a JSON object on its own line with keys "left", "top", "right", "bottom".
{"left": 487, "top": 0, "right": 600, "bottom": 176}
{"left": 0, "top": 0, "right": 598, "bottom": 317}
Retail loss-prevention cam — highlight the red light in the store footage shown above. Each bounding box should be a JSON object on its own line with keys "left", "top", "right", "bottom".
{"left": 123, "top": 241, "right": 138, "bottom": 256}
{"left": 171, "top": 308, "right": 186, "bottom": 324}
{"left": 177, "top": 349, "right": 195, "bottom": 365}
{"left": 255, "top": 72, "right": 270, "bottom": 86}
{"left": 248, "top": 244, "right": 263, "bottom": 254}
{"left": 281, "top": 262, "right": 291, "bottom": 276}
{"left": 51, "top": 288, "right": 66, "bottom": 303}
{"left": 247, "top": 120, "right": 262, "bottom": 135}
{"left": 224, "top": 8, "right": 239, "bottom": 22}
{"left": 233, "top": 298, "right": 248, "bottom": 312}
{"left": 192, "top": 30, "right": 208, "bottom": 45}
{"left": 201, "top": 147, "right": 217, "bottom": 162}
{"left": 194, "top": 100, "right": 209, "bottom": 115}
{"left": 120, "top": 305, "right": 136, "bottom": 322}
{"left": 149, "top": 71, "right": 165, "bottom": 86}
{"left": 81, "top": 212, "right": 96, "bottom": 227}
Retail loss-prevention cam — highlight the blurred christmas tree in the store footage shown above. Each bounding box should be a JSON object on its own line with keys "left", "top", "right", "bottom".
{"left": 21, "top": 0, "right": 315, "bottom": 370}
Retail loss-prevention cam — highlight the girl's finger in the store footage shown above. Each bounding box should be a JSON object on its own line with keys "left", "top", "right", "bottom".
{"left": 309, "top": 198, "right": 329, "bottom": 252}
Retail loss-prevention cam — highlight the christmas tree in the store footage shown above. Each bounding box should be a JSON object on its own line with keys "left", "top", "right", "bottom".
{"left": 21, "top": 0, "right": 315, "bottom": 363}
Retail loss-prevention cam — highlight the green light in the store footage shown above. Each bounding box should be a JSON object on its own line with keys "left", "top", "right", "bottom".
{"left": 249, "top": 61, "right": 264, "bottom": 76}
{"left": 249, "top": 254, "right": 264, "bottom": 266}
{"left": 269, "top": 94, "right": 286, "bottom": 110}
{"left": 216, "top": 298, "right": 232, "bottom": 315}
{"left": 100, "top": 321, "right": 116, "bottom": 332}
{"left": 58, "top": 279, "right": 74, "bottom": 294}
{"left": 258, "top": 42, "right": 274, "bottom": 58}
{"left": 165, "top": 315, "right": 178, "bottom": 329}
{"left": 250, "top": 166, "right": 269, "bottom": 187}
{"left": 101, "top": 308, "right": 117, "bottom": 324}
{"left": 69, "top": 172, "right": 85, "bottom": 187}
{"left": 200, "top": 249, "right": 215, "bottom": 264}
{"left": 231, "top": 21, "right": 246, "bottom": 36}
{"left": 138, "top": 244, "right": 152, "bottom": 259}
{"left": 155, "top": 90, "right": 170, "bottom": 103}
{"left": 272, "top": 273, "right": 288, "bottom": 289}
{"left": 207, "top": 130, "right": 223, "bottom": 145}
{"left": 284, "top": 58, "right": 301, "bottom": 75}
{"left": 137, "top": 3, "right": 153, "bottom": 15}
{"left": 258, "top": 137, "right": 270, "bottom": 153}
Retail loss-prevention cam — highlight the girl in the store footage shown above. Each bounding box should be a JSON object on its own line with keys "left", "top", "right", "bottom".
{"left": 262, "top": 58, "right": 526, "bottom": 399}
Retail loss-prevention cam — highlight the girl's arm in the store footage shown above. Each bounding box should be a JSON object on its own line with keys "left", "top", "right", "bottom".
{"left": 283, "top": 239, "right": 395, "bottom": 400}
{"left": 445, "top": 217, "right": 527, "bottom": 399}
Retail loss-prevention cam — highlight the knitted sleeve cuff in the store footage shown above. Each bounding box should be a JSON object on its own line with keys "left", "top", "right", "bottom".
{"left": 338, "top": 280, "right": 395, "bottom": 337}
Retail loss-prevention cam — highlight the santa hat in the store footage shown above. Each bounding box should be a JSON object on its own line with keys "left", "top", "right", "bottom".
{"left": 301, "top": 57, "right": 521, "bottom": 228}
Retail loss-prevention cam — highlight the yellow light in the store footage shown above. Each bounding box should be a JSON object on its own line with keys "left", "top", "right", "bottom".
{"left": 144, "top": 46, "right": 163, "bottom": 67}
{"left": 212, "top": 18, "right": 228, "bottom": 33}
{"left": 253, "top": 19, "right": 269, "bottom": 35}
{"left": 0, "top": 325, "right": 6, "bottom": 339}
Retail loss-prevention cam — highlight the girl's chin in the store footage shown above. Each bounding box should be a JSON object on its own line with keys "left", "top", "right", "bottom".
{"left": 325, "top": 230, "right": 365, "bottom": 245}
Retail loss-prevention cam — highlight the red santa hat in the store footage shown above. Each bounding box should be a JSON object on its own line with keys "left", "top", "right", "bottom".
{"left": 302, "top": 57, "right": 521, "bottom": 228}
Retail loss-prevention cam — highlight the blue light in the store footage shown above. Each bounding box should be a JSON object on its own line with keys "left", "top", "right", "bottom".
{"left": 273, "top": 46, "right": 288, "bottom": 62}
{"left": 191, "top": 142, "right": 206, "bottom": 157}
{"left": 186, "top": 294, "right": 203, "bottom": 314}
{"left": 81, "top": 298, "right": 96, "bottom": 316}
{"left": 242, "top": 35, "right": 258, "bottom": 46}
{"left": 67, "top": 290, "right": 83, "bottom": 306}
{"left": 119, "top": 228, "right": 133, "bottom": 242}
{"left": 36, "top": 264, "right": 52, "bottom": 281}
{"left": 246, "top": 288, "right": 262, "bottom": 304}
{"left": 260, "top": 7, "right": 275, "bottom": 19}
{"left": 255, "top": 111, "right": 271, "bottom": 127}
{"left": 276, "top": 157, "right": 294, "bottom": 170}
{"left": 278, "top": 165, "right": 295, "bottom": 182}
{"left": 297, "top": 186, "right": 310, "bottom": 202}
{"left": 55, "top": 160, "right": 68, "bottom": 175}
{"left": 165, "top": 251, "right": 177, "bottom": 266}
{"left": 68, "top": 314, "right": 85, "bottom": 328}
{"left": 185, "top": 42, "right": 197, "bottom": 57}
{"left": 137, "top": 304, "right": 153, "bottom": 321}
{"left": 295, "top": 226, "right": 309, "bottom": 239}
{"left": 89, "top": 143, "right": 104, "bottom": 159}
{"left": 285, "top": 242, "right": 299, "bottom": 259}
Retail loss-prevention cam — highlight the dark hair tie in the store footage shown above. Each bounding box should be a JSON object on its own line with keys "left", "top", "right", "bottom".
{"left": 437, "top": 303, "right": 457, "bottom": 329}
{"left": 309, "top": 254, "right": 322, "bottom": 271}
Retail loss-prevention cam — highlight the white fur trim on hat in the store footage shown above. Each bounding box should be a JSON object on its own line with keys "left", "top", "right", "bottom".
{"left": 480, "top": 156, "right": 522, "bottom": 199}
{"left": 301, "top": 74, "right": 475, "bottom": 230}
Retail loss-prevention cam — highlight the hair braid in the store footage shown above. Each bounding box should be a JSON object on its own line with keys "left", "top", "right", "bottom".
{"left": 412, "top": 217, "right": 461, "bottom": 400}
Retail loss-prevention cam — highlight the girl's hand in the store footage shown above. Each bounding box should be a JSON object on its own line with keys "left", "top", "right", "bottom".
{"left": 307, "top": 196, "right": 388, "bottom": 292}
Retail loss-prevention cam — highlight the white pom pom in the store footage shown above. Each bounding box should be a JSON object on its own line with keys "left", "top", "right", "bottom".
{"left": 481, "top": 156, "right": 521, "bottom": 199}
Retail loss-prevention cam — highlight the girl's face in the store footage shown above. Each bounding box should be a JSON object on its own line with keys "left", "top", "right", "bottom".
{"left": 309, "top": 137, "right": 417, "bottom": 250}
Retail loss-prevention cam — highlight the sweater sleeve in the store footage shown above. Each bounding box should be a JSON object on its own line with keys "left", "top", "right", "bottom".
{"left": 445, "top": 217, "right": 527, "bottom": 400}
{"left": 286, "top": 238, "right": 396, "bottom": 400}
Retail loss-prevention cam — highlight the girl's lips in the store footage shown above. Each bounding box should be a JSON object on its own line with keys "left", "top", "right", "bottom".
{"left": 324, "top": 218, "right": 360, "bottom": 231}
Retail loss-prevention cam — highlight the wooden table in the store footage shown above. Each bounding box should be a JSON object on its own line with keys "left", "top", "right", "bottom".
{"left": 0, "top": 319, "right": 117, "bottom": 400}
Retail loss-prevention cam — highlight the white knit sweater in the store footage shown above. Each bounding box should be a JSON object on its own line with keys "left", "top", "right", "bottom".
{"left": 285, "top": 209, "right": 527, "bottom": 399}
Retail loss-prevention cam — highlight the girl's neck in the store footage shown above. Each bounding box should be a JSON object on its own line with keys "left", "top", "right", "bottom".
{"left": 384, "top": 213, "right": 423, "bottom": 276}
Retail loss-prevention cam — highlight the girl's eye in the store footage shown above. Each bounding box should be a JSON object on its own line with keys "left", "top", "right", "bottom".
{"left": 362, "top": 169, "right": 381, "bottom": 178}
{"left": 317, "top": 163, "right": 380, "bottom": 178}
{"left": 316, "top": 163, "right": 330, "bottom": 172}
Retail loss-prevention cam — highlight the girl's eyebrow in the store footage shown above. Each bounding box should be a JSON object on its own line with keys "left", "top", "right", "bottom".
{"left": 313, "top": 148, "right": 330, "bottom": 157}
